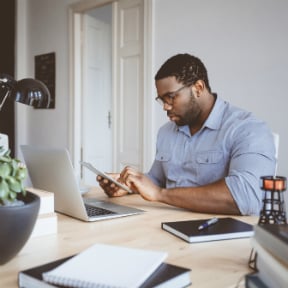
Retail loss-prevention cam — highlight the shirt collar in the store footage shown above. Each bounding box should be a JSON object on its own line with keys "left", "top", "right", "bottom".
{"left": 203, "top": 95, "right": 226, "bottom": 130}
{"left": 178, "top": 94, "right": 226, "bottom": 136}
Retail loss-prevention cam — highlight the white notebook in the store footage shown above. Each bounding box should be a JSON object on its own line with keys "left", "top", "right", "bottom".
{"left": 42, "top": 243, "right": 167, "bottom": 288}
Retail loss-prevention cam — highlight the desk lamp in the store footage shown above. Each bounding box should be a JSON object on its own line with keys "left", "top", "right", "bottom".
{"left": 0, "top": 73, "right": 51, "bottom": 154}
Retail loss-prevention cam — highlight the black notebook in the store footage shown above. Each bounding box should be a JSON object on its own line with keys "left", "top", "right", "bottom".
{"left": 18, "top": 256, "right": 191, "bottom": 288}
{"left": 162, "top": 217, "right": 254, "bottom": 243}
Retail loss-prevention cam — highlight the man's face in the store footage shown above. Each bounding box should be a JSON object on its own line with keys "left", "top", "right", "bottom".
{"left": 155, "top": 76, "right": 201, "bottom": 127}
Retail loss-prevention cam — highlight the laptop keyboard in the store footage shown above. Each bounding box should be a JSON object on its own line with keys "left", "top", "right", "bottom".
{"left": 85, "top": 204, "right": 117, "bottom": 217}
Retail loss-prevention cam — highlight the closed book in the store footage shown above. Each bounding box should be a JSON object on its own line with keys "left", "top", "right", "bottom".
{"left": 253, "top": 223, "right": 288, "bottom": 265}
{"left": 251, "top": 238, "right": 288, "bottom": 288}
{"left": 245, "top": 273, "right": 269, "bottom": 288}
{"left": 18, "top": 256, "right": 191, "bottom": 288}
{"left": 21, "top": 243, "right": 168, "bottom": 288}
{"left": 26, "top": 188, "right": 54, "bottom": 215}
{"left": 30, "top": 212, "right": 58, "bottom": 238}
{"left": 162, "top": 217, "right": 253, "bottom": 243}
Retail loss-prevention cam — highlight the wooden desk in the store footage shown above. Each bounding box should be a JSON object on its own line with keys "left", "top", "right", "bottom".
{"left": 0, "top": 188, "right": 258, "bottom": 288}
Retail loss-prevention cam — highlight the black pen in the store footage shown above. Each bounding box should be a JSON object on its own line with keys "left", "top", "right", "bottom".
{"left": 198, "top": 217, "right": 219, "bottom": 230}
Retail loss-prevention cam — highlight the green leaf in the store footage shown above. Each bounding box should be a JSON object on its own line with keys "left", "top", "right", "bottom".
{"left": 4, "top": 149, "right": 11, "bottom": 157}
{"left": 16, "top": 167, "right": 27, "bottom": 180}
{"left": 6, "top": 177, "right": 22, "bottom": 193}
{"left": 0, "top": 179, "right": 9, "bottom": 199}
{"left": 0, "top": 155, "right": 11, "bottom": 163}
{"left": 0, "top": 163, "right": 11, "bottom": 178}
{"left": 8, "top": 191, "right": 17, "bottom": 200}
{"left": 21, "top": 188, "right": 27, "bottom": 197}
{"left": 11, "top": 159, "right": 19, "bottom": 177}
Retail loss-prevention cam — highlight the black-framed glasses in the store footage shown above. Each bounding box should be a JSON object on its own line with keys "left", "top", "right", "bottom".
{"left": 155, "top": 85, "right": 188, "bottom": 107}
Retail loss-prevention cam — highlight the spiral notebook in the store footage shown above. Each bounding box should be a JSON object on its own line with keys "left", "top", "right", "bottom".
{"left": 42, "top": 243, "right": 167, "bottom": 288}
{"left": 19, "top": 256, "right": 192, "bottom": 288}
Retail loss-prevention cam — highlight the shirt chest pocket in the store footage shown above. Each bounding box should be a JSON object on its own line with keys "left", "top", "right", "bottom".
{"left": 155, "top": 151, "right": 171, "bottom": 177}
{"left": 155, "top": 152, "right": 171, "bottom": 162}
{"left": 155, "top": 151, "right": 178, "bottom": 186}
{"left": 196, "top": 151, "right": 223, "bottom": 164}
{"left": 196, "top": 150, "right": 226, "bottom": 184}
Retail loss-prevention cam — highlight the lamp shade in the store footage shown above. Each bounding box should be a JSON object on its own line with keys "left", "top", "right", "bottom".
{"left": 0, "top": 74, "right": 51, "bottom": 110}
{"left": 11, "top": 78, "right": 51, "bottom": 108}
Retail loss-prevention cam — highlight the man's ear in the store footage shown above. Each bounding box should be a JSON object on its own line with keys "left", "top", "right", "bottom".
{"left": 193, "top": 80, "right": 205, "bottom": 96}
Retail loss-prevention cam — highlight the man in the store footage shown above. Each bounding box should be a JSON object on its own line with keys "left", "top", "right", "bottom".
{"left": 97, "top": 53, "right": 275, "bottom": 215}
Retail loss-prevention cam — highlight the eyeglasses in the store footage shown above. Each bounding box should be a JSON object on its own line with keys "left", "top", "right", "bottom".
{"left": 155, "top": 85, "right": 188, "bottom": 107}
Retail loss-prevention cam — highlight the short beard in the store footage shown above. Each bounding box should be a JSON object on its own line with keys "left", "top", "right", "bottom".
{"left": 176, "top": 89, "right": 201, "bottom": 127}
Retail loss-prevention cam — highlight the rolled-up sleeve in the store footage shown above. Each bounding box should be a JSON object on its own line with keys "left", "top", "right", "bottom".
{"left": 225, "top": 123, "right": 276, "bottom": 215}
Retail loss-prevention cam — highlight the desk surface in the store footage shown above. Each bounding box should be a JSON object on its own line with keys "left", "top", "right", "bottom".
{"left": 0, "top": 188, "right": 257, "bottom": 288}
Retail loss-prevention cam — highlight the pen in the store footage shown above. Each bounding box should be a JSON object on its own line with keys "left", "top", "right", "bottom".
{"left": 198, "top": 217, "right": 219, "bottom": 230}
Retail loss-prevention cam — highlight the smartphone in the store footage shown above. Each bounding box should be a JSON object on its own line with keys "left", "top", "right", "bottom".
{"left": 80, "top": 161, "right": 133, "bottom": 194}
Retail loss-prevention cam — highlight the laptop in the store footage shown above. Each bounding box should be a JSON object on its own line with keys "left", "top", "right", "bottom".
{"left": 21, "top": 145, "right": 144, "bottom": 222}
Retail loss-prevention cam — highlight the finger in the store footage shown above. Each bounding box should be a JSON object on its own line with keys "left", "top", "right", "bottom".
{"left": 119, "top": 166, "right": 129, "bottom": 181}
{"left": 96, "top": 175, "right": 103, "bottom": 182}
{"left": 121, "top": 167, "right": 139, "bottom": 185}
{"left": 101, "top": 184, "right": 119, "bottom": 197}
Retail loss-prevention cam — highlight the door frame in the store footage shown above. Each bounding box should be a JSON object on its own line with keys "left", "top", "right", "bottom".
{"left": 68, "top": 0, "right": 154, "bottom": 176}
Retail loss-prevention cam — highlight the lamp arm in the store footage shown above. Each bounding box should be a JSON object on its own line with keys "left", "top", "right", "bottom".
{"left": 0, "top": 90, "right": 10, "bottom": 111}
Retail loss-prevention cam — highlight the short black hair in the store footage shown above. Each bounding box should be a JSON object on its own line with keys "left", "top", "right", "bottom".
{"left": 155, "top": 53, "right": 211, "bottom": 92}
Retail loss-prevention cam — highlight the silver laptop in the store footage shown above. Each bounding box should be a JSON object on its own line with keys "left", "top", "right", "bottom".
{"left": 21, "top": 145, "right": 144, "bottom": 222}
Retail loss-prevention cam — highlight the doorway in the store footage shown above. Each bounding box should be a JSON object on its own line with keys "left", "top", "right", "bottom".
{"left": 69, "top": 0, "right": 154, "bottom": 186}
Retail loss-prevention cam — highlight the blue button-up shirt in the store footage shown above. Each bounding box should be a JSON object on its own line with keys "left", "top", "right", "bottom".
{"left": 147, "top": 97, "right": 276, "bottom": 215}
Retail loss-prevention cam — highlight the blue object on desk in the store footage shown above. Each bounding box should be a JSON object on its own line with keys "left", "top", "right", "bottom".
{"left": 198, "top": 217, "right": 219, "bottom": 230}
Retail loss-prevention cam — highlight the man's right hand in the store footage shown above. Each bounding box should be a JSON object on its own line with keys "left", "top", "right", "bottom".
{"left": 96, "top": 173, "right": 129, "bottom": 197}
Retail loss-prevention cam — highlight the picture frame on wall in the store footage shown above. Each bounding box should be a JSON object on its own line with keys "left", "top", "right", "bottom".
{"left": 35, "top": 52, "right": 55, "bottom": 109}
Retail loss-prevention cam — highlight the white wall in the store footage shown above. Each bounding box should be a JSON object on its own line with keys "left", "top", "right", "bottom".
{"left": 16, "top": 0, "right": 288, "bottom": 178}
{"left": 16, "top": 0, "right": 79, "bottom": 155}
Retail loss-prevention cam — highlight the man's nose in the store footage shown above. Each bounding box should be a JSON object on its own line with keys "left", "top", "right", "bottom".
{"left": 163, "top": 102, "right": 172, "bottom": 111}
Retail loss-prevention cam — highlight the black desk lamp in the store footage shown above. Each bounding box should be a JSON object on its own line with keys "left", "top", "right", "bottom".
{"left": 0, "top": 73, "right": 51, "bottom": 154}
{"left": 0, "top": 73, "right": 51, "bottom": 111}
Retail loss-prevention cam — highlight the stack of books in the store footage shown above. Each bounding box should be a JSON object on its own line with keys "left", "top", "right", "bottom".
{"left": 18, "top": 243, "right": 192, "bottom": 287}
{"left": 245, "top": 223, "right": 288, "bottom": 288}
{"left": 27, "top": 188, "right": 58, "bottom": 238}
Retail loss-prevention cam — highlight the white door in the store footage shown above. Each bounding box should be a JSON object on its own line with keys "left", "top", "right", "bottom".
{"left": 114, "top": 0, "right": 144, "bottom": 171}
{"left": 81, "top": 7, "right": 112, "bottom": 185}
{"left": 71, "top": 0, "right": 146, "bottom": 183}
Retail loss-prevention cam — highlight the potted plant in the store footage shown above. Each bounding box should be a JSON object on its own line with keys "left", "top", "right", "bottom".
{"left": 0, "top": 148, "right": 40, "bottom": 265}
